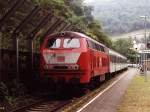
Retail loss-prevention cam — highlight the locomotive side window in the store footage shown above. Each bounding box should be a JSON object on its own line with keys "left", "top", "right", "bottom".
{"left": 63, "top": 38, "right": 80, "bottom": 48}
{"left": 87, "top": 40, "right": 92, "bottom": 48}
{"left": 46, "top": 38, "right": 61, "bottom": 48}
{"left": 87, "top": 39, "right": 105, "bottom": 52}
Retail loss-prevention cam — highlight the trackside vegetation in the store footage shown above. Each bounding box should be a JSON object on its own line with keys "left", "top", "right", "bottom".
{"left": 31, "top": 0, "right": 113, "bottom": 47}
{"left": 117, "top": 74, "right": 150, "bottom": 112}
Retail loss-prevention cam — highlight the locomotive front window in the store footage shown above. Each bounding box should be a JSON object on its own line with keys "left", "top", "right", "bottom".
{"left": 46, "top": 38, "right": 61, "bottom": 48}
{"left": 63, "top": 38, "right": 80, "bottom": 48}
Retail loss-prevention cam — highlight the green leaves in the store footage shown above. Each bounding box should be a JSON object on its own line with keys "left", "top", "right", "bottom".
{"left": 112, "top": 38, "right": 137, "bottom": 62}
{"left": 0, "top": 0, "right": 114, "bottom": 51}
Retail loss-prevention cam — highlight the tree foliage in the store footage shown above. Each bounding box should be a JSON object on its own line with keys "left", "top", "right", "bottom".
{"left": 31, "top": 0, "right": 113, "bottom": 47}
{"left": 0, "top": 0, "right": 113, "bottom": 50}
{"left": 112, "top": 38, "right": 137, "bottom": 62}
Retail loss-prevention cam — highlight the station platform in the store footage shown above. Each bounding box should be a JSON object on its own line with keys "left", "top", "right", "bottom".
{"left": 77, "top": 69, "right": 137, "bottom": 112}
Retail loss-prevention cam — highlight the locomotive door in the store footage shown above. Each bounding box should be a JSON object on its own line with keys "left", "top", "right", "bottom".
{"left": 90, "top": 50, "right": 95, "bottom": 77}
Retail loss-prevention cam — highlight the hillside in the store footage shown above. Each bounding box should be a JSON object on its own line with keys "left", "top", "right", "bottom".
{"left": 85, "top": 0, "right": 150, "bottom": 36}
{"left": 111, "top": 29, "right": 150, "bottom": 40}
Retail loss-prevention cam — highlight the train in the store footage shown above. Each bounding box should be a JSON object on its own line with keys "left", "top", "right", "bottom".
{"left": 40, "top": 31, "right": 128, "bottom": 86}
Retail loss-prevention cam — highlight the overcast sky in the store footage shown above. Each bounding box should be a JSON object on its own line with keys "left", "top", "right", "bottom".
{"left": 84, "top": 0, "right": 113, "bottom": 4}
{"left": 84, "top": 0, "right": 93, "bottom": 3}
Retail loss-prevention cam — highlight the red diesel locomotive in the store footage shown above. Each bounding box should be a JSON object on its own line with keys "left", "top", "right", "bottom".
{"left": 40, "top": 31, "right": 127, "bottom": 85}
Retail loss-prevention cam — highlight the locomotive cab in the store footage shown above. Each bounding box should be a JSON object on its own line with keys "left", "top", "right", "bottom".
{"left": 40, "top": 32, "right": 88, "bottom": 84}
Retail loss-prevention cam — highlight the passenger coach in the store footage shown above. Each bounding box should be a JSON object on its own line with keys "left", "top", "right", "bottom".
{"left": 109, "top": 49, "right": 128, "bottom": 73}
{"left": 40, "top": 31, "right": 127, "bottom": 85}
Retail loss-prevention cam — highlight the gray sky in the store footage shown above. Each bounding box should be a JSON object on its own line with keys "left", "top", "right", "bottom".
{"left": 84, "top": 0, "right": 112, "bottom": 4}
{"left": 84, "top": 0, "right": 93, "bottom": 3}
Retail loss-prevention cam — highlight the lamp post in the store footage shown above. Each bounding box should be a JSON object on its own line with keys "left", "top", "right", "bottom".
{"left": 140, "top": 16, "right": 147, "bottom": 82}
{"left": 132, "top": 36, "right": 138, "bottom": 67}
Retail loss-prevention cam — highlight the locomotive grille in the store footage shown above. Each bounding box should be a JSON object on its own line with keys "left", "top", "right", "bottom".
{"left": 44, "top": 64, "right": 79, "bottom": 70}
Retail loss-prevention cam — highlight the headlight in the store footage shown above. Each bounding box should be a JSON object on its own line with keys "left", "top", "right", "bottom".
{"left": 74, "top": 65, "right": 79, "bottom": 70}
{"left": 70, "top": 65, "right": 79, "bottom": 70}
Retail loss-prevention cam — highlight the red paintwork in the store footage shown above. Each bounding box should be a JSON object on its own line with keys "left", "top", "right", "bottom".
{"left": 40, "top": 31, "right": 109, "bottom": 84}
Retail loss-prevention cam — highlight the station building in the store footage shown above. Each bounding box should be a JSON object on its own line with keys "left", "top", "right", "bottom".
{"left": 139, "top": 50, "right": 150, "bottom": 70}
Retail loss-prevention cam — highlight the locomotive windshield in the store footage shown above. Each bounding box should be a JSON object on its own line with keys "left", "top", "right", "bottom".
{"left": 46, "top": 38, "right": 61, "bottom": 48}
{"left": 46, "top": 38, "right": 80, "bottom": 49}
{"left": 63, "top": 38, "right": 80, "bottom": 48}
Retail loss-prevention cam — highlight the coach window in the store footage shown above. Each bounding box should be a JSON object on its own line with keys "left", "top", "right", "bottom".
{"left": 121, "top": 58, "right": 122, "bottom": 63}
{"left": 92, "top": 42, "right": 96, "bottom": 50}
{"left": 63, "top": 38, "right": 80, "bottom": 48}
{"left": 98, "top": 45, "right": 101, "bottom": 51}
{"left": 46, "top": 38, "right": 61, "bottom": 48}
{"left": 95, "top": 44, "right": 99, "bottom": 51}
{"left": 113, "top": 56, "right": 116, "bottom": 63}
{"left": 101, "top": 46, "right": 105, "bottom": 52}
{"left": 98, "top": 45, "right": 100, "bottom": 51}
{"left": 95, "top": 44, "right": 97, "bottom": 50}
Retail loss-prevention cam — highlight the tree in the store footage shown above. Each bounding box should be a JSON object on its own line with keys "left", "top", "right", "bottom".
{"left": 64, "top": 0, "right": 84, "bottom": 16}
{"left": 112, "top": 38, "right": 137, "bottom": 62}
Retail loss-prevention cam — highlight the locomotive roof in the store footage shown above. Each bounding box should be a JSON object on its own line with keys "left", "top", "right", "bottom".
{"left": 48, "top": 31, "right": 106, "bottom": 47}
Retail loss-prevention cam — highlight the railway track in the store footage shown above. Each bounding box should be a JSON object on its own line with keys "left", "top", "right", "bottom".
{"left": 11, "top": 70, "right": 128, "bottom": 112}
{"left": 12, "top": 99, "right": 72, "bottom": 112}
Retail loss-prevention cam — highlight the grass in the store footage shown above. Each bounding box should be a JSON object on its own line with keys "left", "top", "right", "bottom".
{"left": 117, "top": 74, "right": 150, "bottom": 112}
